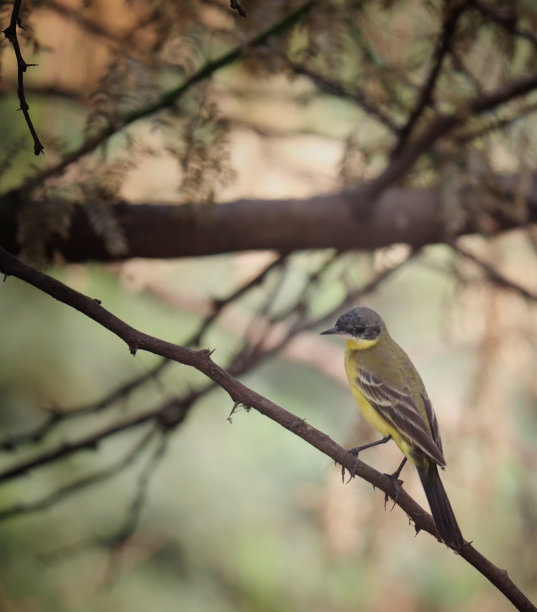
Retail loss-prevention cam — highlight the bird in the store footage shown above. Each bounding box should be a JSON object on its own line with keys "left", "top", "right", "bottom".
{"left": 321, "top": 306, "right": 463, "bottom": 549}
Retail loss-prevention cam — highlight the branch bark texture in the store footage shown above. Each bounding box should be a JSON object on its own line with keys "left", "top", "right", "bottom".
{"left": 1, "top": 174, "right": 534, "bottom": 262}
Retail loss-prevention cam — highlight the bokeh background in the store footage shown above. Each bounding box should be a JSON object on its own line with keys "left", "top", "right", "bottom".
{"left": 1, "top": 1, "right": 537, "bottom": 610}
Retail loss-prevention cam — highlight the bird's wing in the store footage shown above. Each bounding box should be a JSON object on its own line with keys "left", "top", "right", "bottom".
{"left": 357, "top": 368, "right": 445, "bottom": 466}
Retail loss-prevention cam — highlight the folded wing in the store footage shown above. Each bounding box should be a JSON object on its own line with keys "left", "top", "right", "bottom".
{"left": 357, "top": 368, "right": 445, "bottom": 467}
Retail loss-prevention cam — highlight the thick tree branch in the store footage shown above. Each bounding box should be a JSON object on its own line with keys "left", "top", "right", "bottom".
{"left": 0, "top": 246, "right": 536, "bottom": 611}
{"left": 2, "top": 175, "right": 536, "bottom": 262}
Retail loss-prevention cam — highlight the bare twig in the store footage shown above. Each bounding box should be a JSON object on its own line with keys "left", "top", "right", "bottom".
{"left": 3, "top": 0, "right": 44, "bottom": 155}
{"left": 0, "top": 247, "right": 536, "bottom": 611}
{"left": 101, "top": 431, "right": 169, "bottom": 584}
{"left": 106, "top": 432, "right": 168, "bottom": 548}
{"left": 0, "top": 360, "right": 171, "bottom": 451}
{"left": 0, "top": 427, "right": 158, "bottom": 522}
{"left": 0, "top": 393, "right": 193, "bottom": 485}
{"left": 288, "top": 61, "right": 398, "bottom": 134}
{"left": 456, "top": 102, "right": 537, "bottom": 144}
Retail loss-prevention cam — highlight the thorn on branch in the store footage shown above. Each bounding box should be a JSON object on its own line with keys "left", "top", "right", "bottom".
{"left": 227, "top": 401, "right": 252, "bottom": 423}
{"left": 227, "top": 401, "right": 241, "bottom": 423}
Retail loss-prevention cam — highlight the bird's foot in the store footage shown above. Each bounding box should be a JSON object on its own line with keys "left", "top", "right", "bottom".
{"left": 341, "top": 447, "right": 361, "bottom": 483}
{"left": 383, "top": 471, "right": 403, "bottom": 510}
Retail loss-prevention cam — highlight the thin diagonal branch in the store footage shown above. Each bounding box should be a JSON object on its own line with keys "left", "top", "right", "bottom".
{"left": 0, "top": 246, "right": 535, "bottom": 611}
{"left": 288, "top": 61, "right": 398, "bottom": 133}
{"left": 3, "top": 0, "right": 44, "bottom": 155}
{"left": 454, "top": 244, "right": 537, "bottom": 301}
{"left": 0, "top": 404, "right": 165, "bottom": 483}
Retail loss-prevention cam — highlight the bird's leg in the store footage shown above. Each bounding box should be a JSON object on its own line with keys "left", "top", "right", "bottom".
{"left": 342, "top": 435, "right": 391, "bottom": 483}
{"left": 384, "top": 456, "right": 407, "bottom": 509}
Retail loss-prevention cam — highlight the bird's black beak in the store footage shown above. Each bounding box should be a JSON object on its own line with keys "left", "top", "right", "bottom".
{"left": 320, "top": 326, "right": 339, "bottom": 335}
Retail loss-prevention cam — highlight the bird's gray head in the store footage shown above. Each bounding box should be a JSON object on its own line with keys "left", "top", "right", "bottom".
{"left": 320, "top": 307, "right": 386, "bottom": 341}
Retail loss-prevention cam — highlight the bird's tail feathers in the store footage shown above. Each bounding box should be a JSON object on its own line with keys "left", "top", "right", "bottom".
{"left": 418, "top": 462, "right": 463, "bottom": 549}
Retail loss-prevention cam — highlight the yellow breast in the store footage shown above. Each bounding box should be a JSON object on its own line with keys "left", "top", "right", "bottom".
{"left": 343, "top": 340, "right": 415, "bottom": 461}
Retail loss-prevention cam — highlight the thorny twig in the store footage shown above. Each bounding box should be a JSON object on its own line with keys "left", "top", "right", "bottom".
{"left": 3, "top": 0, "right": 44, "bottom": 155}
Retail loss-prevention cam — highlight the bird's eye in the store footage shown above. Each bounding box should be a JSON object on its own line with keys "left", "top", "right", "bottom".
{"left": 369, "top": 325, "right": 380, "bottom": 337}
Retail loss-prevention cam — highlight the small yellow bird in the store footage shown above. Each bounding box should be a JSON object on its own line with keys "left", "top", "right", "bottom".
{"left": 321, "top": 306, "right": 463, "bottom": 548}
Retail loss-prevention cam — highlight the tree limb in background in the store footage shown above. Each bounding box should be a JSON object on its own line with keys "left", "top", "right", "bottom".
{"left": 0, "top": 247, "right": 536, "bottom": 612}
{"left": 2, "top": 173, "right": 536, "bottom": 262}
{"left": 361, "top": 71, "right": 537, "bottom": 206}
{"left": 3, "top": 0, "right": 44, "bottom": 155}
{"left": 0, "top": 426, "right": 159, "bottom": 522}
